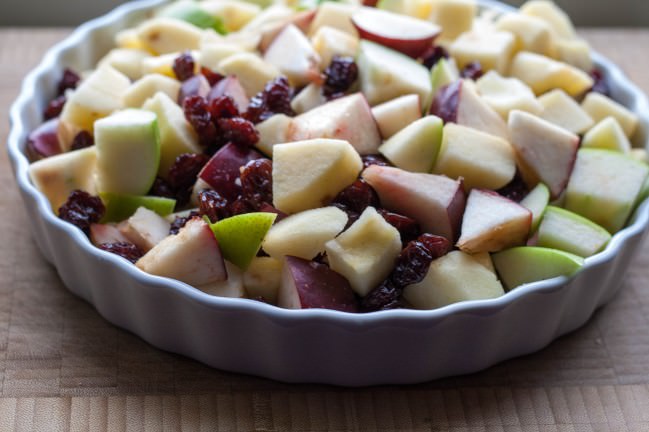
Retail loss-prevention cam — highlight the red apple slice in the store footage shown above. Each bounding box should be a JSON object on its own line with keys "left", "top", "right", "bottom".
{"left": 207, "top": 75, "right": 250, "bottom": 112}
{"left": 198, "top": 143, "right": 264, "bottom": 201}
{"left": 27, "top": 118, "right": 63, "bottom": 160}
{"left": 351, "top": 7, "right": 441, "bottom": 58}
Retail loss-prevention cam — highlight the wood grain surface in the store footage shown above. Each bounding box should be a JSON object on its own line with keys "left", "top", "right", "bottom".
{"left": 2, "top": 28, "right": 649, "bottom": 431}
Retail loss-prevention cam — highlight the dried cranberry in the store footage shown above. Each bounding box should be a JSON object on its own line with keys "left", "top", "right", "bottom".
{"left": 420, "top": 45, "right": 449, "bottom": 69}
{"left": 173, "top": 52, "right": 196, "bottom": 82}
{"left": 209, "top": 95, "right": 240, "bottom": 119}
{"left": 323, "top": 56, "right": 359, "bottom": 98}
{"left": 417, "top": 233, "right": 453, "bottom": 259}
{"left": 360, "top": 280, "right": 404, "bottom": 312}
{"left": 240, "top": 159, "right": 273, "bottom": 206}
{"left": 198, "top": 189, "right": 230, "bottom": 223}
{"left": 98, "top": 242, "right": 144, "bottom": 264}
{"left": 44, "top": 95, "right": 66, "bottom": 120}
{"left": 183, "top": 95, "right": 218, "bottom": 147}
{"left": 378, "top": 209, "right": 421, "bottom": 246}
{"left": 332, "top": 179, "right": 379, "bottom": 215}
{"left": 58, "top": 190, "right": 105, "bottom": 233}
{"left": 390, "top": 233, "right": 451, "bottom": 288}
{"left": 229, "top": 196, "right": 256, "bottom": 216}
{"left": 497, "top": 173, "right": 528, "bottom": 202}
{"left": 217, "top": 117, "right": 259, "bottom": 148}
{"left": 361, "top": 154, "right": 391, "bottom": 169}
{"left": 57, "top": 68, "right": 80, "bottom": 95}
{"left": 170, "top": 211, "right": 200, "bottom": 235}
{"left": 201, "top": 66, "right": 224, "bottom": 87}
{"left": 590, "top": 68, "right": 610, "bottom": 97}
{"left": 149, "top": 177, "right": 176, "bottom": 200}
{"left": 70, "top": 130, "right": 94, "bottom": 151}
{"left": 460, "top": 61, "right": 484, "bottom": 80}
{"left": 168, "top": 153, "right": 209, "bottom": 191}
{"left": 245, "top": 77, "right": 295, "bottom": 124}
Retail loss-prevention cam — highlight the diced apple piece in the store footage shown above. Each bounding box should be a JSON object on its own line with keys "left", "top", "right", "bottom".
{"left": 362, "top": 165, "right": 466, "bottom": 241}
{"left": 197, "top": 261, "right": 246, "bottom": 298}
{"left": 310, "top": 26, "right": 359, "bottom": 70}
{"left": 581, "top": 117, "right": 631, "bottom": 154}
{"left": 278, "top": 256, "right": 358, "bottom": 312}
{"left": 120, "top": 206, "right": 171, "bottom": 252}
{"left": 379, "top": 116, "right": 443, "bottom": 172}
{"left": 142, "top": 92, "right": 201, "bottom": 178}
{"left": 476, "top": 71, "right": 542, "bottom": 120}
{"left": 218, "top": 53, "right": 280, "bottom": 97}
{"left": 495, "top": 13, "right": 554, "bottom": 56}
{"left": 510, "top": 52, "right": 594, "bottom": 97}
{"left": 26, "top": 118, "right": 63, "bottom": 160}
{"left": 520, "top": 0, "right": 577, "bottom": 39}
{"left": 89, "top": 223, "right": 129, "bottom": 246}
{"left": 508, "top": 110, "right": 580, "bottom": 199}
{"left": 555, "top": 38, "right": 593, "bottom": 71}
{"left": 492, "top": 246, "right": 584, "bottom": 291}
{"left": 565, "top": 149, "right": 649, "bottom": 233}
{"left": 308, "top": 2, "right": 360, "bottom": 38}
{"left": 581, "top": 92, "right": 639, "bottom": 139}
{"left": 520, "top": 182, "right": 550, "bottom": 233}
{"left": 98, "top": 48, "right": 151, "bottom": 81}
{"left": 457, "top": 189, "right": 531, "bottom": 253}
{"left": 538, "top": 89, "right": 594, "bottom": 134}
{"left": 243, "top": 256, "right": 283, "bottom": 304}
{"left": 403, "top": 250, "right": 504, "bottom": 309}
{"left": 264, "top": 24, "right": 321, "bottom": 87}
{"left": 200, "top": 42, "right": 245, "bottom": 70}
{"left": 141, "top": 51, "right": 200, "bottom": 78}
{"left": 178, "top": 75, "right": 211, "bottom": 106}
{"left": 59, "top": 65, "right": 130, "bottom": 140}
{"left": 115, "top": 28, "right": 147, "bottom": 51}
{"left": 430, "top": 80, "right": 509, "bottom": 140}
{"left": 136, "top": 17, "right": 203, "bottom": 55}
{"left": 262, "top": 207, "right": 348, "bottom": 260}
{"left": 100, "top": 193, "right": 176, "bottom": 223}
{"left": 95, "top": 109, "right": 160, "bottom": 196}
{"left": 207, "top": 75, "right": 250, "bottom": 112}
{"left": 430, "top": 58, "right": 460, "bottom": 99}
{"left": 537, "top": 206, "right": 611, "bottom": 258}
{"left": 357, "top": 40, "right": 432, "bottom": 109}
{"left": 272, "top": 139, "right": 362, "bottom": 214}
{"left": 254, "top": 114, "right": 293, "bottom": 157}
{"left": 290, "top": 83, "right": 326, "bottom": 115}
{"left": 371, "top": 94, "right": 422, "bottom": 139}
{"left": 429, "top": 0, "right": 476, "bottom": 42}
{"left": 123, "top": 74, "right": 181, "bottom": 108}
{"left": 28, "top": 147, "right": 97, "bottom": 212}
{"left": 351, "top": 7, "right": 441, "bottom": 58}
{"left": 158, "top": 1, "right": 227, "bottom": 33}
{"left": 256, "top": 9, "right": 316, "bottom": 53}
{"left": 199, "top": 143, "right": 264, "bottom": 201}
{"left": 199, "top": 0, "right": 261, "bottom": 32}
{"left": 449, "top": 30, "right": 515, "bottom": 74}
{"left": 325, "top": 207, "right": 402, "bottom": 296}
{"left": 434, "top": 123, "right": 516, "bottom": 190}
{"left": 136, "top": 218, "right": 227, "bottom": 286}
{"left": 288, "top": 93, "right": 382, "bottom": 155}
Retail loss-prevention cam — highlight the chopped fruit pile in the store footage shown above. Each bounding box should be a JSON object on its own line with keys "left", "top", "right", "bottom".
{"left": 27, "top": 0, "right": 648, "bottom": 312}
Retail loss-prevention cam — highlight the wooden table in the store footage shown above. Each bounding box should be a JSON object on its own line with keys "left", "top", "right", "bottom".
{"left": 3, "top": 28, "right": 649, "bottom": 431}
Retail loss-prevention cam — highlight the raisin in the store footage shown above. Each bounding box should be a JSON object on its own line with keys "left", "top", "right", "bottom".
{"left": 323, "top": 56, "right": 358, "bottom": 98}
{"left": 58, "top": 190, "right": 105, "bottom": 233}
{"left": 170, "top": 211, "right": 200, "bottom": 235}
{"left": 98, "top": 242, "right": 144, "bottom": 264}
{"left": 229, "top": 196, "right": 256, "bottom": 216}
{"left": 149, "top": 177, "right": 176, "bottom": 200}
{"left": 390, "top": 233, "right": 451, "bottom": 288}
{"left": 240, "top": 159, "right": 273, "bottom": 206}
{"left": 201, "top": 66, "right": 224, "bottom": 87}
{"left": 420, "top": 45, "right": 449, "bottom": 69}
{"left": 460, "top": 61, "right": 484, "bottom": 80}
{"left": 70, "top": 130, "right": 94, "bottom": 151}
{"left": 361, "top": 154, "right": 391, "bottom": 169}
{"left": 57, "top": 68, "right": 80, "bottom": 95}
{"left": 245, "top": 77, "right": 295, "bottom": 124}
{"left": 183, "top": 95, "right": 218, "bottom": 147}
{"left": 332, "top": 179, "right": 379, "bottom": 215}
{"left": 360, "top": 280, "right": 404, "bottom": 312}
{"left": 198, "top": 189, "right": 230, "bottom": 223}
{"left": 378, "top": 209, "right": 421, "bottom": 246}
{"left": 590, "top": 68, "right": 610, "bottom": 97}
{"left": 173, "top": 51, "right": 196, "bottom": 82}
{"left": 217, "top": 117, "right": 259, "bottom": 148}
{"left": 209, "top": 95, "right": 240, "bottom": 120}
{"left": 168, "top": 153, "right": 209, "bottom": 191}
{"left": 44, "top": 95, "right": 66, "bottom": 120}
{"left": 497, "top": 173, "right": 528, "bottom": 202}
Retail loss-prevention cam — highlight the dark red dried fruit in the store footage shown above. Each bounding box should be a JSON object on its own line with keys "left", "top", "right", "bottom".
{"left": 209, "top": 95, "right": 240, "bottom": 119}
{"left": 332, "top": 179, "right": 379, "bottom": 215}
{"left": 497, "top": 173, "right": 529, "bottom": 202}
{"left": 240, "top": 159, "right": 273, "bottom": 206}
{"left": 229, "top": 196, "right": 257, "bottom": 216}
{"left": 420, "top": 45, "right": 449, "bottom": 69}
{"left": 57, "top": 68, "right": 80, "bottom": 95}
{"left": 590, "top": 68, "right": 610, "bottom": 97}
{"left": 173, "top": 51, "right": 196, "bottom": 82}
{"left": 245, "top": 76, "right": 295, "bottom": 124}
{"left": 183, "top": 95, "right": 218, "bottom": 147}
{"left": 58, "top": 190, "right": 105, "bottom": 233}
{"left": 198, "top": 189, "right": 230, "bottom": 223}
{"left": 98, "top": 242, "right": 144, "bottom": 264}
{"left": 70, "top": 130, "right": 94, "bottom": 151}
{"left": 149, "top": 177, "right": 176, "bottom": 200}
{"left": 44, "top": 95, "right": 66, "bottom": 120}
{"left": 201, "top": 66, "right": 224, "bottom": 87}
{"left": 360, "top": 280, "right": 404, "bottom": 312}
{"left": 166, "top": 153, "right": 210, "bottom": 205}
{"left": 361, "top": 154, "right": 391, "bottom": 169}
{"left": 169, "top": 211, "right": 200, "bottom": 235}
{"left": 390, "top": 233, "right": 451, "bottom": 288}
{"left": 217, "top": 117, "right": 260, "bottom": 148}
{"left": 378, "top": 209, "right": 421, "bottom": 246}
{"left": 323, "top": 56, "right": 359, "bottom": 98}
{"left": 460, "top": 61, "right": 484, "bottom": 80}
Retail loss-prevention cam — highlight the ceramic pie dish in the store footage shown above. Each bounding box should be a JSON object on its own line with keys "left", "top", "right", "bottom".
{"left": 8, "top": 0, "right": 649, "bottom": 386}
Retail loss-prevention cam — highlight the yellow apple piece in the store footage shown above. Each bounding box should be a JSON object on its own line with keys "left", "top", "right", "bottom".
{"left": 555, "top": 38, "right": 593, "bottom": 71}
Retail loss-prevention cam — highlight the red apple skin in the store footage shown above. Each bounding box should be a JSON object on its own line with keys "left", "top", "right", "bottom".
{"left": 27, "top": 118, "right": 63, "bottom": 160}
{"left": 258, "top": 202, "right": 288, "bottom": 222}
{"left": 429, "top": 80, "right": 461, "bottom": 124}
{"left": 89, "top": 223, "right": 130, "bottom": 246}
{"left": 207, "top": 75, "right": 250, "bottom": 112}
{"left": 363, "top": 0, "right": 379, "bottom": 6}
{"left": 279, "top": 256, "right": 359, "bottom": 312}
{"left": 178, "top": 74, "right": 211, "bottom": 106}
{"left": 258, "top": 10, "right": 316, "bottom": 53}
{"left": 353, "top": 27, "right": 436, "bottom": 59}
{"left": 198, "top": 143, "right": 264, "bottom": 201}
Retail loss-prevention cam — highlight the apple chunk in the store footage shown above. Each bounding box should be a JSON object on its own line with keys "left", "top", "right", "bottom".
{"left": 136, "top": 218, "right": 227, "bottom": 286}
{"left": 509, "top": 52, "right": 594, "bottom": 97}
{"left": 449, "top": 30, "right": 515, "bottom": 74}
{"left": 198, "top": 143, "right": 264, "bottom": 201}
{"left": 403, "top": 251, "right": 504, "bottom": 309}
{"left": 457, "top": 189, "right": 531, "bottom": 254}
{"left": 197, "top": 261, "right": 247, "bottom": 299}
{"left": 272, "top": 139, "right": 362, "bottom": 214}
{"left": 120, "top": 206, "right": 171, "bottom": 252}
{"left": 362, "top": 165, "right": 466, "bottom": 241}
{"left": 581, "top": 117, "right": 631, "bottom": 154}
{"left": 243, "top": 256, "right": 283, "bottom": 304}
{"left": 263, "top": 24, "right": 321, "bottom": 86}
{"left": 378, "top": 115, "right": 443, "bottom": 173}
{"left": 325, "top": 207, "right": 402, "bottom": 296}
{"left": 581, "top": 92, "right": 639, "bottom": 139}
{"left": 278, "top": 256, "right": 358, "bottom": 312}
{"left": 519, "top": 182, "right": 550, "bottom": 233}
{"left": 538, "top": 89, "right": 594, "bottom": 135}
{"left": 371, "top": 94, "right": 422, "bottom": 139}
{"left": 537, "top": 206, "right": 611, "bottom": 257}
{"left": 475, "top": 71, "right": 542, "bottom": 120}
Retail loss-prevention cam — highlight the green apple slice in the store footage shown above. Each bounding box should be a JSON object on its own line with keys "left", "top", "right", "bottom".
{"left": 159, "top": 1, "right": 227, "bottom": 34}
{"left": 430, "top": 58, "right": 459, "bottom": 99}
{"left": 100, "top": 193, "right": 176, "bottom": 222}
{"left": 378, "top": 115, "right": 443, "bottom": 173}
{"left": 209, "top": 212, "right": 277, "bottom": 270}
{"left": 520, "top": 182, "right": 550, "bottom": 233}
{"left": 537, "top": 206, "right": 611, "bottom": 257}
{"left": 95, "top": 109, "right": 160, "bottom": 196}
{"left": 581, "top": 117, "right": 631, "bottom": 154}
{"left": 492, "top": 246, "right": 584, "bottom": 291}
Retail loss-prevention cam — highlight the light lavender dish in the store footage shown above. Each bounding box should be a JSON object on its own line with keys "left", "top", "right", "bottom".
{"left": 7, "top": 0, "right": 649, "bottom": 386}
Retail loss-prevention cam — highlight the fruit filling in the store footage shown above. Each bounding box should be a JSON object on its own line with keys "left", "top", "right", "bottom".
{"left": 27, "top": 0, "right": 648, "bottom": 312}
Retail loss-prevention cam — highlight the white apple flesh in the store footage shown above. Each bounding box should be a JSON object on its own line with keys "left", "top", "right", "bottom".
{"left": 537, "top": 206, "right": 611, "bottom": 258}
{"left": 120, "top": 206, "right": 172, "bottom": 252}
{"left": 379, "top": 115, "right": 443, "bottom": 173}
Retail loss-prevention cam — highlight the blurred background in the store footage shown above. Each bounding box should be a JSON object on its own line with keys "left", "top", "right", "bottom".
{"left": 0, "top": 0, "right": 647, "bottom": 26}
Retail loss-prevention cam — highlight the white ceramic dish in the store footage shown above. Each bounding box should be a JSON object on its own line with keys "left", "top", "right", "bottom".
{"left": 7, "top": 0, "right": 649, "bottom": 386}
